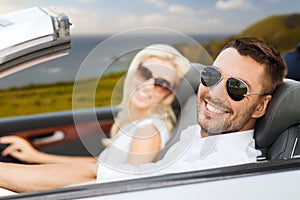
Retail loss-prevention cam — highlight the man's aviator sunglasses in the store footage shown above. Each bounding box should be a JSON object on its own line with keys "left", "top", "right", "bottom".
{"left": 201, "top": 66, "right": 268, "bottom": 101}
{"left": 136, "top": 64, "right": 174, "bottom": 92}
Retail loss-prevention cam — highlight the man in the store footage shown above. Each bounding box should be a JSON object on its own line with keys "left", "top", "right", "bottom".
{"left": 0, "top": 37, "right": 287, "bottom": 192}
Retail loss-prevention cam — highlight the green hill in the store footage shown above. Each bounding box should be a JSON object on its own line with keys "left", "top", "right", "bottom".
{"left": 204, "top": 13, "right": 300, "bottom": 59}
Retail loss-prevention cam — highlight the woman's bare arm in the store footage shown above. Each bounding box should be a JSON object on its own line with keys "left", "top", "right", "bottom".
{"left": 0, "top": 162, "right": 98, "bottom": 193}
{"left": 30, "top": 152, "right": 97, "bottom": 164}
{"left": 126, "top": 125, "right": 161, "bottom": 166}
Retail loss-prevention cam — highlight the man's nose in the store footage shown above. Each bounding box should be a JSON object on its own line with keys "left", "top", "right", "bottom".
{"left": 209, "top": 80, "right": 227, "bottom": 101}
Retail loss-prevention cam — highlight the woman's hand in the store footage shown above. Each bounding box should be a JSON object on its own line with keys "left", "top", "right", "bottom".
{"left": 0, "top": 136, "right": 41, "bottom": 163}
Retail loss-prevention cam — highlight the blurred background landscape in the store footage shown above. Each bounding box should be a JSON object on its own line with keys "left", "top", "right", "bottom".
{"left": 0, "top": 1, "right": 299, "bottom": 117}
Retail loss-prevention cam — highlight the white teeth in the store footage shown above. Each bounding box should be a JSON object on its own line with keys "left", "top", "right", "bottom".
{"left": 207, "top": 103, "right": 224, "bottom": 114}
{"left": 138, "top": 90, "right": 149, "bottom": 98}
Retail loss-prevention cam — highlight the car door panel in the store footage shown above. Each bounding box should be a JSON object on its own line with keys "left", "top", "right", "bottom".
{"left": 0, "top": 106, "right": 118, "bottom": 162}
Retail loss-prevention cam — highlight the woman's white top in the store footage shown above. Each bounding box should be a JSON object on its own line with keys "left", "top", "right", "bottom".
{"left": 98, "top": 114, "right": 170, "bottom": 165}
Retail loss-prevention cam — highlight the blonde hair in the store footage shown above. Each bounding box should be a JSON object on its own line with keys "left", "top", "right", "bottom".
{"left": 107, "top": 44, "right": 190, "bottom": 144}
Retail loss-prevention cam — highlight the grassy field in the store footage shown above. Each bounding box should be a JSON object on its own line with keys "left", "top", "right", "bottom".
{"left": 0, "top": 72, "right": 124, "bottom": 118}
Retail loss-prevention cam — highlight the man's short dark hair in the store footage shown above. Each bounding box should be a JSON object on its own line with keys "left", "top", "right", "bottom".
{"left": 222, "top": 37, "right": 288, "bottom": 94}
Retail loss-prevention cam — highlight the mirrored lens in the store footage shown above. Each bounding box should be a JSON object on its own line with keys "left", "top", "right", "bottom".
{"left": 201, "top": 66, "right": 222, "bottom": 87}
{"left": 226, "top": 78, "right": 248, "bottom": 101}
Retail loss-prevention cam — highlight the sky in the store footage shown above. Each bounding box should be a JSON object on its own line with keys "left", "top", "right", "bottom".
{"left": 0, "top": 0, "right": 299, "bottom": 35}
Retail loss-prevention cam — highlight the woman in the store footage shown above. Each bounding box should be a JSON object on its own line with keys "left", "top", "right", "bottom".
{"left": 0, "top": 44, "right": 190, "bottom": 167}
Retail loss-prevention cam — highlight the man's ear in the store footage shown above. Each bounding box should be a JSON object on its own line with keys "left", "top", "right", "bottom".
{"left": 252, "top": 95, "right": 272, "bottom": 119}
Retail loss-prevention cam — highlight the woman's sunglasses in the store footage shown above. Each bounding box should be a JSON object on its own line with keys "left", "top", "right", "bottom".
{"left": 136, "top": 65, "right": 174, "bottom": 93}
{"left": 201, "top": 66, "right": 267, "bottom": 101}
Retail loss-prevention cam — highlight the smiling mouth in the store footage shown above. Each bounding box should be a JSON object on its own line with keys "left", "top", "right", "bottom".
{"left": 206, "top": 103, "right": 225, "bottom": 114}
{"left": 137, "top": 89, "right": 150, "bottom": 99}
{"left": 204, "top": 100, "right": 227, "bottom": 117}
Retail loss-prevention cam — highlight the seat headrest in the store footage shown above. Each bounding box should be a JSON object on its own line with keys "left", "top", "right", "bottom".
{"left": 174, "top": 63, "right": 202, "bottom": 102}
{"left": 179, "top": 63, "right": 202, "bottom": 92}
{"left": 172, "top": 63, "right": 202, "bottom": 116}
{"left": 255, "top": 79, "right": 300, "bottom": 148}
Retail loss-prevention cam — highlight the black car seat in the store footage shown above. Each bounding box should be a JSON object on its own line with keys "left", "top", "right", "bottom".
{"left": 255, "top": 79, "right": 300, "bottom": 160}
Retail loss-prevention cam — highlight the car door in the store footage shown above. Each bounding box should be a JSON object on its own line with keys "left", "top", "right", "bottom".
{"left": 0, "top": 106, "right": 118, "bottom": 163}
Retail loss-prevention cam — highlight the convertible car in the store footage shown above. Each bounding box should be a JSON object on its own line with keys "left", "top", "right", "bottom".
{"left": 0, "top": 7, "right": 300, "bottom": 200}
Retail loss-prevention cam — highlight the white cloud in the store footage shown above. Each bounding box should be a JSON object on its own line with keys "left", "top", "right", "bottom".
{"left": 113, "top": 13, "right": 227, "bottom": 34}
{"left": 70, "top": 10, "right": 224, "bottom": 35}
{"left": 142, "top": 13, "right": 168, "bottom": 25}
{"left": 216, "top": 0, "right": 259, "bottom": 10}
{"left": 145, "top": 0, "right": 168, "bottom": 8}
{"left": 0, "top": 0, "right": 27, "bottom": 14}
{"left": 116, "top": 13, "right": 168, "bottom": 29}
{"left": 119, "top": 15, "right": 138, "bottom": 27}
{"left": 168, "top": 4, "right": 195, "bottom": 15}
{"left": 79, "top": 0, "right": 97, "bottom": 4}
{"left": 144, "top": 0, "right": 202, "bottom": 16}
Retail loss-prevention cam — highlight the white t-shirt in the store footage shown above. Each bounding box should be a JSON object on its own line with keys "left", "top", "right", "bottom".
{"left": 99, "top": 114, "right": 170, "bottom": 165}
{"left": 97, "top": 124, "right": 261, "bottom": 183}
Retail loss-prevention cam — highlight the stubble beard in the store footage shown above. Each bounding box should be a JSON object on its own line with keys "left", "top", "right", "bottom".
{"left": 197, "top": 97, "right": 258, "bottom": 136}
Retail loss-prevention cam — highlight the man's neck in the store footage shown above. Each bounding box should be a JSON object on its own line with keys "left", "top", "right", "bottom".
{"left": 201, "top": 129, "right": 208, "bottom": 138}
